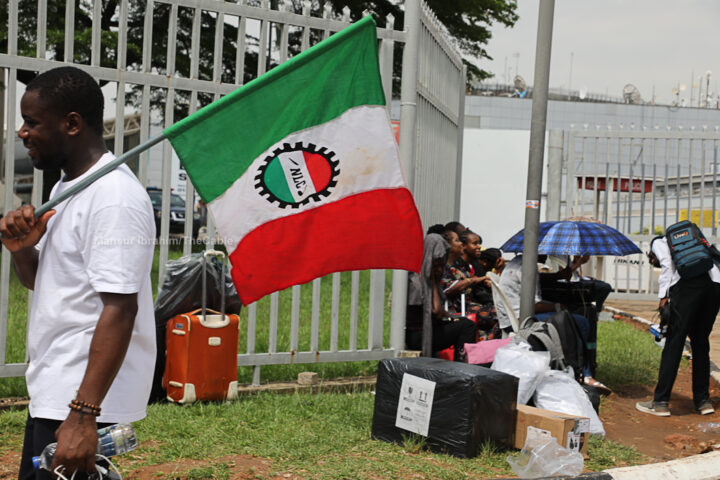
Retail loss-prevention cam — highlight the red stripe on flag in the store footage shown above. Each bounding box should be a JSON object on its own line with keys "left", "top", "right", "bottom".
{"left": 303, "top": 151, "right": 332, "bottom": 192}
{"left": 229, "top": 188, "right": 423, "bottom": 305}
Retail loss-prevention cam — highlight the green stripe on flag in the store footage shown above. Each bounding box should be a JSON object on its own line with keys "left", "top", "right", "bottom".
{"left": 164, "top": 16, "right": 385, "bottom": 203}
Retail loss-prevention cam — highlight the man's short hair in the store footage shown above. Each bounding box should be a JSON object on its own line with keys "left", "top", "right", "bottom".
{"left": 26, "top": 66, "right": 104, "bottom": 135}
{"left": 479, "top": 248, "right": 502, "bottom": 263}
{"left": 426, "top": 224, "right": 446, "bottom": 235}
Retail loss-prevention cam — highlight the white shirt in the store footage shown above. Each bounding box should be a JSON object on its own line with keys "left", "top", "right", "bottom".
{"left": 26, "top": 153, "right": 156, "bottom": 423}
{"left": 652, "top": 236, "right": 720, "bottom": 299}
{"left": 495, "top": 255, "right": 542, "bottom": 329}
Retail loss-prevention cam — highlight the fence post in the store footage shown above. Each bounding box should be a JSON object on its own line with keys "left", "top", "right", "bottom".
{"left": 454, "top": 65, "right": 467, "bottom": 219}
{"left": 390, "top": 0, "right": 421, "bottom": 354}
{"left": 546, "top": 129, "right": 563, "bottom": 221}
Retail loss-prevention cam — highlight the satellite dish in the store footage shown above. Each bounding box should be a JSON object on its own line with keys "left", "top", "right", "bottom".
{"left": 513, "top": 75, "right": 527, "bottom": 98}
{"left": 622, "top": 84, "right": 642, "bottom": 104}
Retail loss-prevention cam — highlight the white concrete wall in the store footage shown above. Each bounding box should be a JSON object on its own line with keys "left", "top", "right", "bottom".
{"left": 460, "top": 129, "right": 548, "bottom": 252}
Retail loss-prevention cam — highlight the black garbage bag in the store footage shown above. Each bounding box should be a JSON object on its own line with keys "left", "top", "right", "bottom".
{"left": 149, "top": 253, "right": 242, "bottom": 403}
{"left": 154, "top": 253, "right": 242, "bottom": 323}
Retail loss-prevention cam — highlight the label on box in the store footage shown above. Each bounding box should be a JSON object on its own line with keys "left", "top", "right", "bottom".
{"left": 395, "top": 373, "right": 436, "bottom": 436}
{"left": 566, "top": 431, "right": 582, "bottom": 451}
{"left": 575, "top": 418, "right": 590, "bottom": 433}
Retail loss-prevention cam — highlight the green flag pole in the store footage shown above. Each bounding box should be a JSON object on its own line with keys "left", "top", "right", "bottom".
{"left": 33, "top": 132, "right": 167, "bottom": 217}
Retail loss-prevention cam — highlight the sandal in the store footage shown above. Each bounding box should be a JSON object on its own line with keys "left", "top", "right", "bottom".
{"left": 584, "top": 377, "right": 612, "bottom": 395}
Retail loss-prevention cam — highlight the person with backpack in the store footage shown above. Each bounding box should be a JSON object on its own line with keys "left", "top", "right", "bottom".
{"left": 636, "top": 221, "right": 720, "bottom": 417}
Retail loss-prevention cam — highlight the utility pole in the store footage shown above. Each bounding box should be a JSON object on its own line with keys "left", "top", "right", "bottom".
{"left": 519, "top": 0, "right": 555, "bottom": 322}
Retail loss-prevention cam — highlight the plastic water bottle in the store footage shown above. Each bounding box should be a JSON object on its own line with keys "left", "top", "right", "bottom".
{"left": 32, "top": 423, "right": 137, "bottom": 471}
{"left": 649, "top": 323, "right": 667, "bottom": 348}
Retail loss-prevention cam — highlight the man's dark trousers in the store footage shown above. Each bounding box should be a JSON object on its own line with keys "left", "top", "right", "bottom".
{"left": 653, "top": 273, "right": 720, "bottom": 407}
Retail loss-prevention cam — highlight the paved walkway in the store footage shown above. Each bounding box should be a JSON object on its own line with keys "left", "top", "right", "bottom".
{"left": 604, "top": 298, "right": 720, "bottom": 386}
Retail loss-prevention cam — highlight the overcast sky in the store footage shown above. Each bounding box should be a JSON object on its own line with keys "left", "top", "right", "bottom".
{"left": 480, "top": 0, "right": 720, "bottom": 106}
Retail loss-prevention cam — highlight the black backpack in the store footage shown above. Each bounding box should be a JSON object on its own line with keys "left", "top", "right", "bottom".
{"left": 516, "top": 310, "right": 586, "bottom": 383}
{"left": 665, "top": 220, "right": 719, "bottom": 279}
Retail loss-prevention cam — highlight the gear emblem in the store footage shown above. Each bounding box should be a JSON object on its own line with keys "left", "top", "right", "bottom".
{"left": 255, "top": 142, "right": 340, "bottom": 209}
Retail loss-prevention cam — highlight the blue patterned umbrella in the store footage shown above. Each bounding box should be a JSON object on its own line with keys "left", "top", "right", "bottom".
{"left": 500, "top": 221, "right": 642, "bottom": 256}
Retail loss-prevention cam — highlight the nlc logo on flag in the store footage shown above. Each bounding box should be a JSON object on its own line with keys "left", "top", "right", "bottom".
{"left": 255, "top": 142, "right": 339, "bottom": 209}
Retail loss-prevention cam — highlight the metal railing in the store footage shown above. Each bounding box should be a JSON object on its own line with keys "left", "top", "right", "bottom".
{"left": 0, "top": 0, "right": 465, "bottom": 381}
{"left": 547, "top": 126, "right": 720, "bottom": 300}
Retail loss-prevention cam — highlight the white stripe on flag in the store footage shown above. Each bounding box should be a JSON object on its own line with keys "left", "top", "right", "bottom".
{"left": 208, "top": 105, "right": 406, "bottom": 251}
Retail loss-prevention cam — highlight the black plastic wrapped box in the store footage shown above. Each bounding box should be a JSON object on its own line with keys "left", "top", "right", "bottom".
{"left": 371, "top": 357, "right": 518, "bottom": 458}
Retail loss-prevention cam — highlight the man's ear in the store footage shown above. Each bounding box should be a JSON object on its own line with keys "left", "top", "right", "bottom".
{"left": 64, "top": 112, "right": 83, "bottom": 136}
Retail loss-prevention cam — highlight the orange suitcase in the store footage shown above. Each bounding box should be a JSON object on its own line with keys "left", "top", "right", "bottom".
{"left": 162, "top": 251, "right": 240, "bottom": 403}
{"left": 163, "top": 308, "right": 240, "bottom": 403}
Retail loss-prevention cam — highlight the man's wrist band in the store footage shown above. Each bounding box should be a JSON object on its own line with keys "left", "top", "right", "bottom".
{"left": 69, "top": 398, "right": 101, "bottom": 416}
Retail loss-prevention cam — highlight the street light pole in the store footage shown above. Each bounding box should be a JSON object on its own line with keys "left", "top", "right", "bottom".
{"left": 519, "top": 0, "right": 556, "bottom": 322}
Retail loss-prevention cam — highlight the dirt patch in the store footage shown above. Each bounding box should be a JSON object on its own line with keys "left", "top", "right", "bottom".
{"left": 602, "top": 300, "right": 720, "bottom": 461}
{"left": 600, "top": 365, "right": 720, "bottom": 460}
{"left": 125, "top": 454, "right": 276, "bottom": 480}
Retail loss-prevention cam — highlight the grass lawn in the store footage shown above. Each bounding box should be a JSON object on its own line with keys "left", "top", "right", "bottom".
{"left": 0, "top": 243, "right": 665, "bottom": 477}
{"left": 0, "top": 309, "right": 657, "bottom": 478}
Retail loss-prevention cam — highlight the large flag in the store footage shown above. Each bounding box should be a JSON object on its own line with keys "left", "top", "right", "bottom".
{"left": 165, "top": 16, "right": 423, "bottom": 305}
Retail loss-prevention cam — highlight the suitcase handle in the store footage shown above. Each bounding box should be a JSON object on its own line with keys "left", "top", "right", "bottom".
{"left": 185, "top": 308, "right": 232, "bottom": 329}
{"left": 202, "top": 249, "right": 226, "bottom": 323}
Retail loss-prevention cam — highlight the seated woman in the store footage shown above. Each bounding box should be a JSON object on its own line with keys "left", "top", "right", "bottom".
{"left": 405, "top": 233, "right": 476, "bottom": 361}
{"left": 441, "top": 230, "right": 500, "bottom": 339}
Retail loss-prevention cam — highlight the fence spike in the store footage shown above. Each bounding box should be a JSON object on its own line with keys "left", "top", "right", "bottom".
{"left": 303, "top": 0, "right": 311, "bottom": 16}
{"left": 324, "top": 3, "right": 332, "bottom": 19}
{"left": 362, "top": 8, "right": 371, "bottom": 17}
{"left": 386, "top": 13, "right": 395, "bottom": 29}
{"left": 342, "top": 6, "right": 350, "bottom": 22}
{"left": 261, "top": 0, "right": 268, "bottom": 8}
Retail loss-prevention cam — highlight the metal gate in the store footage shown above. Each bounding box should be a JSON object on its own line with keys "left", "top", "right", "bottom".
{"left": 0, "top": 0, "right": 465, "bottom": 381}
{"left": 548, "top": 126, "right": 720, "bottom": 300}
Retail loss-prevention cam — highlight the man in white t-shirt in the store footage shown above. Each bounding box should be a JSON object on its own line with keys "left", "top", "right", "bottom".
{"left": 1, "top": 67, "right": 155, "bottom": 479}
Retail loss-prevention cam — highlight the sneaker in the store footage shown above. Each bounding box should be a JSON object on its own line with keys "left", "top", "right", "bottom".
{"left": 697, "top": 401, "right": 715, "bottom": 415}
{"left": 636, "top": 400, "right": 670, "bottom": 417}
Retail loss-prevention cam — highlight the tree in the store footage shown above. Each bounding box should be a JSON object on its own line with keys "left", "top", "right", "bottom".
{"left": 1, "top": 0, "right": 518, "bottom": 115}
{"left": 323, "top": 0, "right": 518, "bottom": 83}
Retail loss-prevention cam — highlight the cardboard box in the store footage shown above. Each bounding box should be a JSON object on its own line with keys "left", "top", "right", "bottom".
{"left": 515, "top": 404, "right": 590, "bottom": 457}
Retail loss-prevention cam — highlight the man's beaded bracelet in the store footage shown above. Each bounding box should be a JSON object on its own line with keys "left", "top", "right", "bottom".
{"left": 68, "top": 399, "right": 101, "bottom": 416}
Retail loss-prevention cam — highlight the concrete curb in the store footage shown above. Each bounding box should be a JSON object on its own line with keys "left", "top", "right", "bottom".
{"left": 603, "top": 450, "right": 720, "bottom": 479}
{"left": 511, "top": 451, "right": 720, "bottom": 479}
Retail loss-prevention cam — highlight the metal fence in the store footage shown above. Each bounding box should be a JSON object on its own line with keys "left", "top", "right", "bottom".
{"left": 547, "top": 126, "right": 720, "bottom": 300}
{"left": 0, "top": 0, "right": 465, "bottom": 381}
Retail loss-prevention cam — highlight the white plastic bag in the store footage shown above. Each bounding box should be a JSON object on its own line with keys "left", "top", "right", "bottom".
{"left": 491, "top": 341, "right": 550, "bottom": 405}
{"left": 533, "top": 370, "right": 605, "bottom": 436}
{"left": 507, "top": 426, "right": 584, "bottom": 478}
